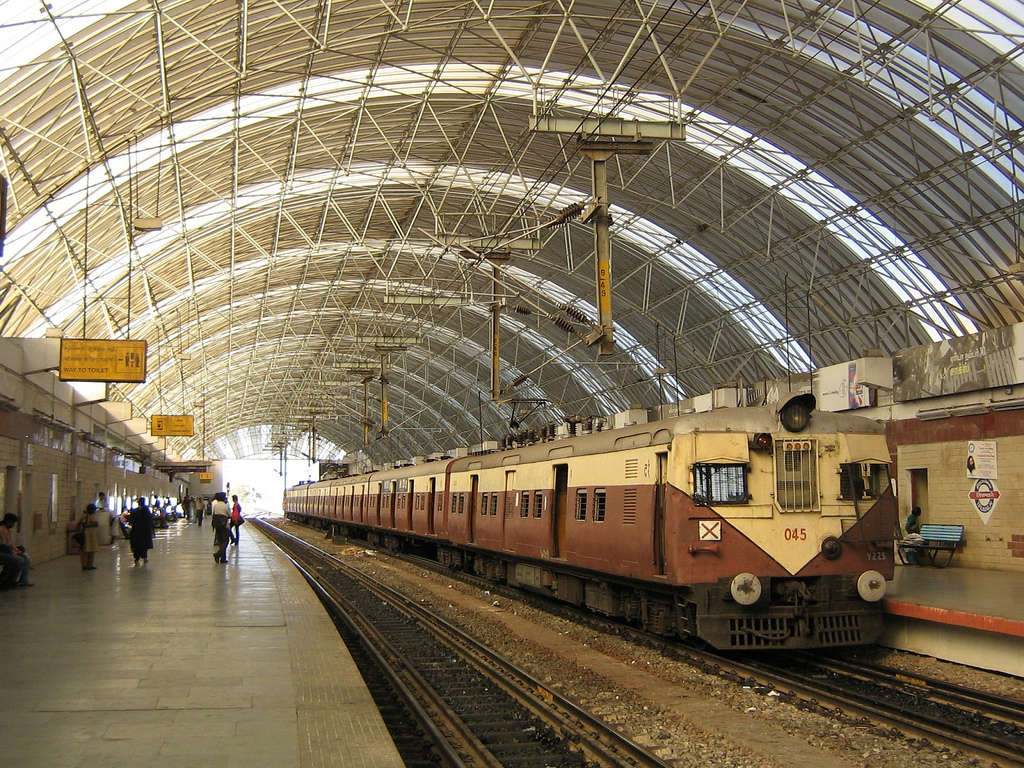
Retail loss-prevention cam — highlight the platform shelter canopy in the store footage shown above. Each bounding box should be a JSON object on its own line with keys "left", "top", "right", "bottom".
{"left": 1, "top": 0, "right": 1023, "bottom": 462}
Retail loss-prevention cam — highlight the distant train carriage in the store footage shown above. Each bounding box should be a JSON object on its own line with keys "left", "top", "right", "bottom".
{"left": 285, "top": 394, "right": 896, "bottom": 649}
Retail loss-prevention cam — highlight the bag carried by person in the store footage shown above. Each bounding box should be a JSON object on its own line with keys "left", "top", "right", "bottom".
{"left": 73, "top": 531, "right": 85, "bottom": 546}
{"left": 211, "top": 513, "right": 229, "bottom": 529}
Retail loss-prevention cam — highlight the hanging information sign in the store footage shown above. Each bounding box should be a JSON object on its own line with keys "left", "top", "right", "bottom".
{"left": 151, "top": 415, "right": 195, "bottom": 437}
{"left": 59, "top": 339, "right": 147, "bottom": 383}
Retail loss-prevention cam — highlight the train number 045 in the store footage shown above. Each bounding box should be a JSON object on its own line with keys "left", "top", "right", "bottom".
{"left": 784, "top": 527, "right": 807, "bottom": 541}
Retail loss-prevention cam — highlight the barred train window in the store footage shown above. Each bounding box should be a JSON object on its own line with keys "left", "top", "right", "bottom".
{"left": 692, "top": 463, "right": 748, "bottom": 506}
{"left": 521, "top": 491, "right": 530, "bottom": 518}
{"left": 534, "top": 491, "right": 543, "bottom": 518}
{"left": 575, "top": 490, "right": 587, "bottom": 521}
{"left": 776, "top": 439, "right": 819, "bottom": 511}
{"left": 840, "top": 463, "right": 889, "bottom": 500}
{"left": 593, "top": 489, "right": 606, "bottom": 522}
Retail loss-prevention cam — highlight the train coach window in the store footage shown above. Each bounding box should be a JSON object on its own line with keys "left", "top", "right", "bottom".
{"left": 575, "top": 490, "right": 587, "bottom": 521}
{"left": 534, "top": 491, "right": 544, "bottom": 518}
{"left": 693, "top": 463, "right": 748, "bottom": 506}
{"left": 840, "top": 462, "right": 889, "bottom": 500}
{"left": 593, "top": 490, "right": 606, "bottom": 522}
{"left": 520, "top": 491, "right": 530, "bottom": 518}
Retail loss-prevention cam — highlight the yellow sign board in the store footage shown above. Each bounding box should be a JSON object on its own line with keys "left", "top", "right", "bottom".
{"left": 199, "top": 472, "right": 213, "bottom": 484}
{"left": 151, "top": 415, "right": 195, "bottom": 437}
{"left": 59, "top": 339, "right": 147, "bottom": 383}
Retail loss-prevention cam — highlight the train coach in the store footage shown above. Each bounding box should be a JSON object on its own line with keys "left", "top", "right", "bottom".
{"left": 285, "top": 394, "right": 896, "bottom": 650}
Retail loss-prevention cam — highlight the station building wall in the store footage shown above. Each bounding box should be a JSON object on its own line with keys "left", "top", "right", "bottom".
{"left": 889, "top": 410, "right": 1024, "bottom": 573}
{"left": 0, "top": 412, "right": 185, "bottom": 565}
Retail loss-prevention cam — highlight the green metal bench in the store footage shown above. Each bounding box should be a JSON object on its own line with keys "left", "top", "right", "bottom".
{"left": 898, "top": 523, "right": 965, "bottom": 567}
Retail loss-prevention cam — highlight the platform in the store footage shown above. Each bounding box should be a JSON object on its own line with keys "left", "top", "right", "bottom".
{"left": 0, "top": 517, "right": 404, "bottom": 768}
{"left": 881, "top": 563, "right": 1024, "bottom": 677}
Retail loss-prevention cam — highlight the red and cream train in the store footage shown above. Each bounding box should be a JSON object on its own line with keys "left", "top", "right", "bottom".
{"left": 284, "top": 394, "right": 896, "bottom": 649}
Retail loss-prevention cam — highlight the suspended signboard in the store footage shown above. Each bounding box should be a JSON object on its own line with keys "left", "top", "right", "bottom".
{"left": 151, "top": 415, "right": 194, "bottom": 437}
{"left": 198, "top": 472, "right": 213, "bottom": 484}
{"left": 59, "top": 339, "right": 147, "bottom": 383}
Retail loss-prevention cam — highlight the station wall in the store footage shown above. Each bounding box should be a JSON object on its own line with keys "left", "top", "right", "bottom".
{"left": 889, "top": 410, "right": 1024, "bottom": 573}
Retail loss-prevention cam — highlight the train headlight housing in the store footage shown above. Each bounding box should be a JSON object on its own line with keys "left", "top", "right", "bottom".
{"left": 730, "top": 572, "right": 763, "bottom": 606}
{"left": 821, "top": 536, "right": 842, "bottom": 560}
{"left": 778, "top": 393, "right": 816, "bottom": 432}
{"left": 856, "top": 570, "right": 887, "bottom": 602}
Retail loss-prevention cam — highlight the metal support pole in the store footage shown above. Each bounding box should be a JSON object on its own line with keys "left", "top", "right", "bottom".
{"left": 491, "top": 261, "right": 501, "bottom": 398}
{"left": 362, "top": 379, "right": 371, "bottom": 449}
{"left": 589, "top": 152, "right": 615, "bottom": 355}
{"left": 379, "top": 354, "right": 389, "bottom": 437}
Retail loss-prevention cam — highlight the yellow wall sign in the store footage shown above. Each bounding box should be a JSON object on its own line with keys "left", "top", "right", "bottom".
{"left": 199, "top": 472, "right": 213, "bottom": 484}
{"left": 59, "top": 339, "right": 147, "bottom": 382}
{"left": 151, "top": 415, "right": 195, "bottom": 437}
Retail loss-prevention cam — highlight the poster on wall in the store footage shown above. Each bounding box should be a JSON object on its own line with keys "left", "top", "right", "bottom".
{"left": 966, "top": 440, "right": 997, "bottom": 479}
{"left": 893, "top": 323, "right": 1024, "bottom": 401}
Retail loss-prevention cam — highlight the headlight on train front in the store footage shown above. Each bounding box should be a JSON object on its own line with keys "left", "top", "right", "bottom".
{"left": 730, "top": 572, "right": 763, "bottom": 606}
{"left": 821, "top": 536, "right": 842, "bottom": 560}
{"left": 856, "top": 570, "right": 887, "bottom": 602}
{"left": 778, "top": 393, "right": 816, "bottom": 432}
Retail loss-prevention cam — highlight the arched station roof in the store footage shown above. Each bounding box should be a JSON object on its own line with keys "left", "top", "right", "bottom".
{"left": 1, "top": 0, "right": 1023, "bottom": 462}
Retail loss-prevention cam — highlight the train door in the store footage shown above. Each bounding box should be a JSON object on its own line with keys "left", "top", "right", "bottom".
{"left": 552, "top": 464, "right": 568, "bottom": 558}
{"left": 502, "top": 470, "right": 515, "bottom": 550}
{"left": 387, "top": 482, "right": 396, "bottom": 528}
{"left": 654, "top": 452, "right": 667, "bottom": 575}
{"left": 427, "top": 477, "right": 436, "bottom": 535}
{"left": 407, "top": 480, "right": 415, "bottom": 529}
{"left": 468, "top": 475, "right": 478, "bottom": 543}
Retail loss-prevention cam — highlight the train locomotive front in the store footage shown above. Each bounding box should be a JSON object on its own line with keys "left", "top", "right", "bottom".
{"left": 649, "top": 393, "right": 895, "bottom": 648}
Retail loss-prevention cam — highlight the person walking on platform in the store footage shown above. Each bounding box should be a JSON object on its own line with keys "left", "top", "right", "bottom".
{"left": 129, "top": 498, "right": 155, "bottom": 565}
{"left": 229, "top": 494, "right": 244, "bottom": 546}
{"left": 0, "top": 513, "right": 33, "bottom": 587}
{"left": 77, "top": 503, "right": 101, "bottom": 570}
{"left": 195, "top": 496, "right": 206, "bottom": 527}
{"left": 211, "top": 492, "right": 231, "bottom": 563}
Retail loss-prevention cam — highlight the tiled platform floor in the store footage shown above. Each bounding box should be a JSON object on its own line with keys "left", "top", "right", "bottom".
{"left": 0, "top": 517, "right": 404, "bottom": 768}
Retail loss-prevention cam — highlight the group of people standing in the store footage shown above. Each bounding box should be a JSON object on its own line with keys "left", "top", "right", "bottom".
{"left": 3, "top": 490, "right": 245, "bottom": 585}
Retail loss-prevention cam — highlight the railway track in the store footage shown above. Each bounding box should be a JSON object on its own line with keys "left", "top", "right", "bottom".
{"left": 270, "top": 518, "right": 1024, "bottom": 767}
{"left": 255, "top": 519, "right": 675, "bottom": 768}
{"left": 745, "top": 651, "right": 1024, "bottom": 765}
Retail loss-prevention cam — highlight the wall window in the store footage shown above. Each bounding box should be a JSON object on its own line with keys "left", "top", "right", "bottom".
{"left": 693, "top": 463, "right": 748, "bottom": 506}
{"left": 575, "top": 490, "right": 587, "bottom": 521}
